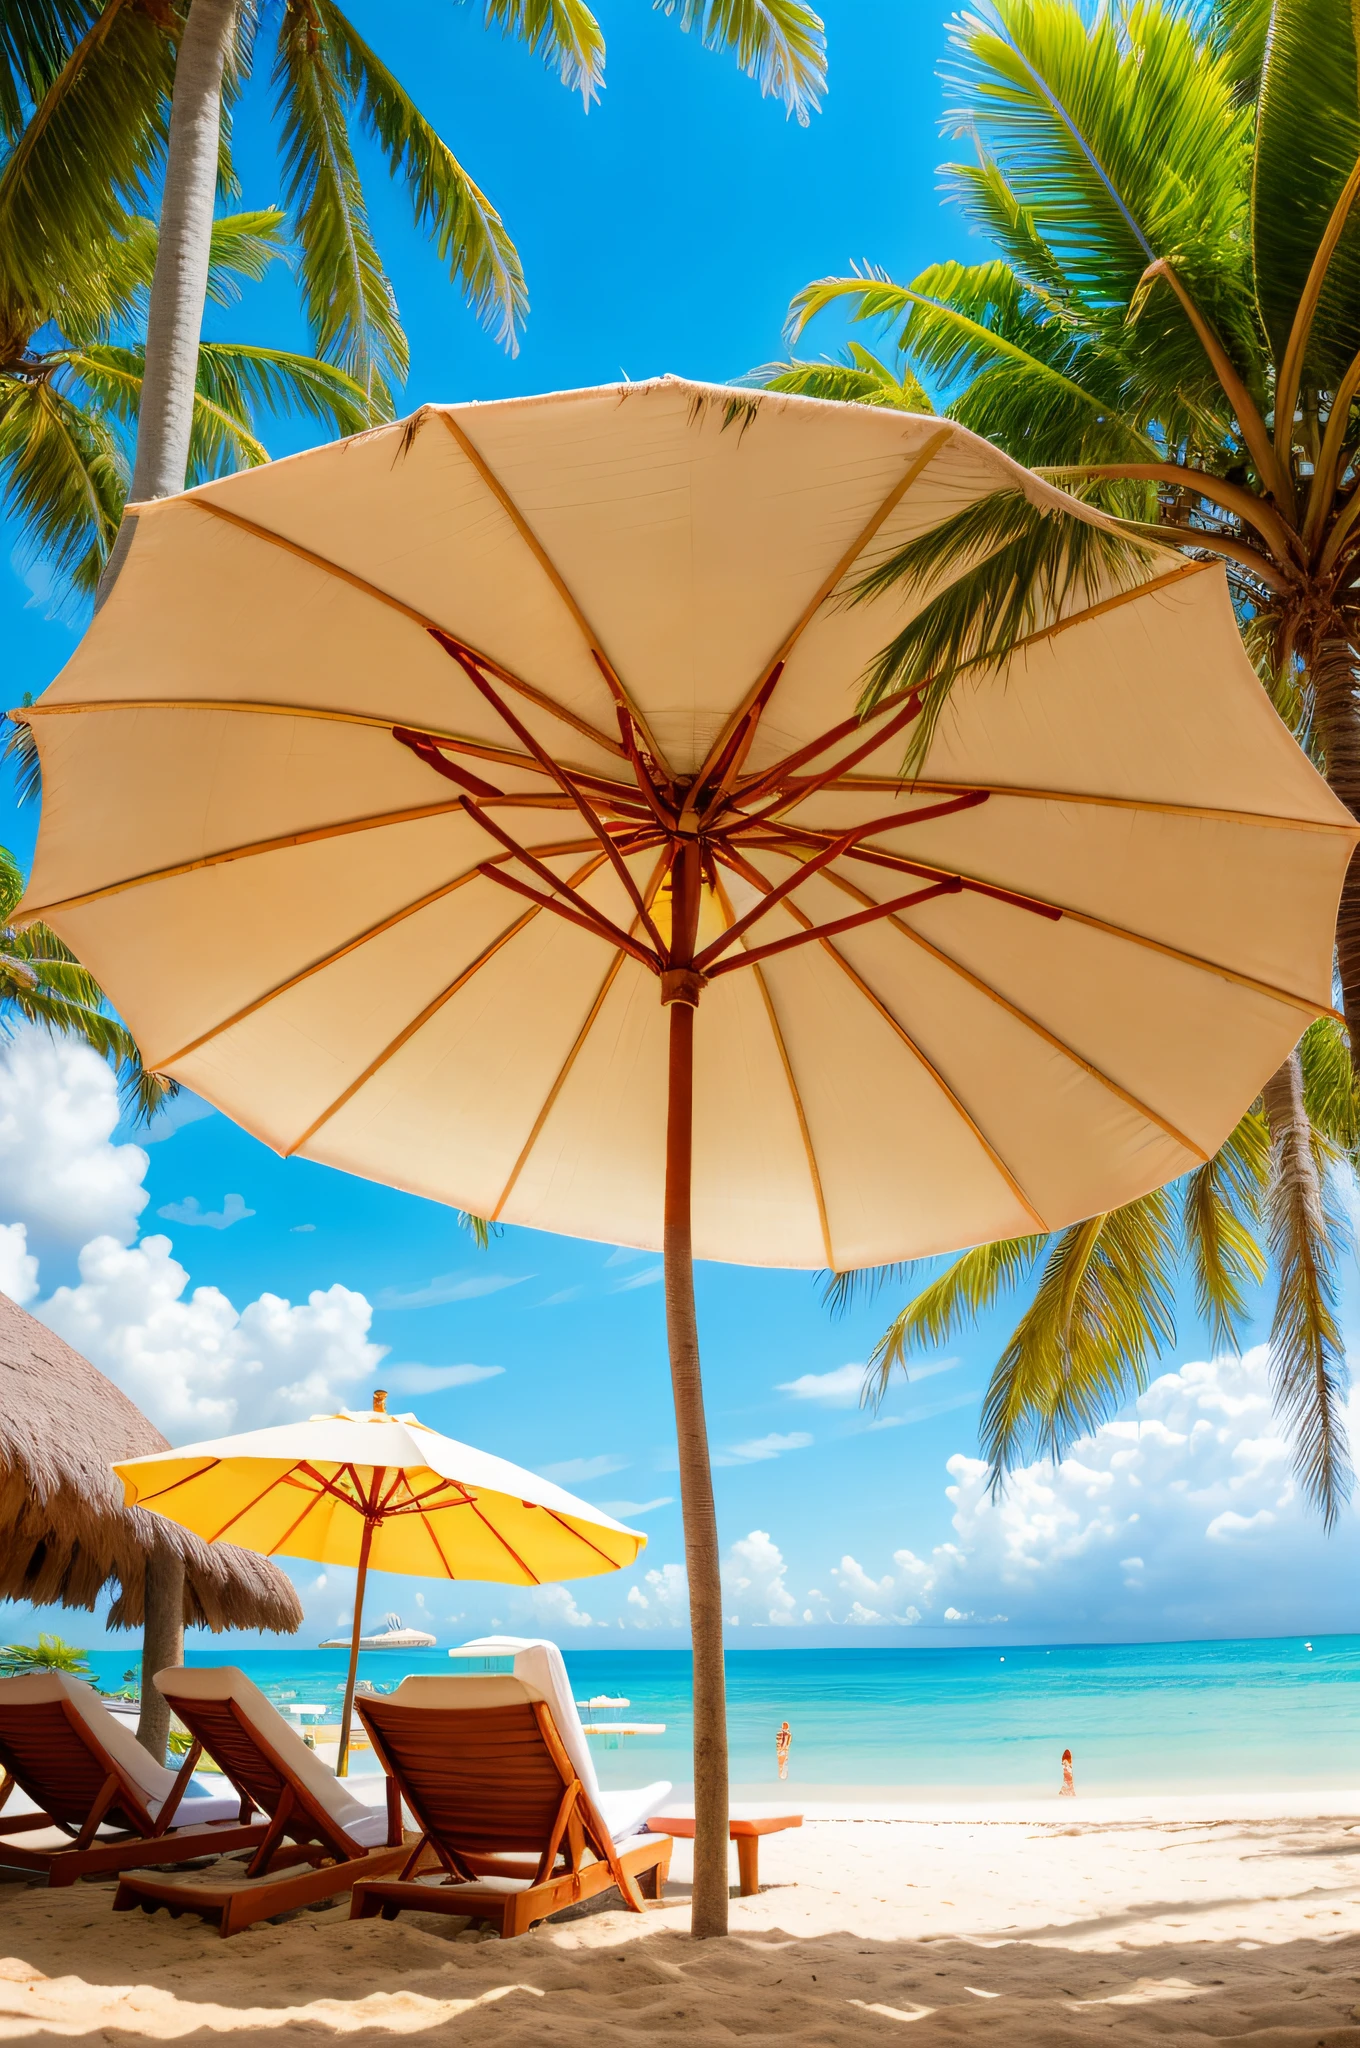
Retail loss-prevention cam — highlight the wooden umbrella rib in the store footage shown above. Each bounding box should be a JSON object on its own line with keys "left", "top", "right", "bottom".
{"left": 414, "top": 1500, "right": 459, "bottom": 1580}
{"left": 19, "top": 799, "right": 470, "bottom": 925}
{"left": 814, "top": 866, "right": 1209, "bottom": 1161}
{"left": 132, "top": 1458, "right": 222, "bottom": 1506}
{"left": 285, "top": 853, "right": 607, "bottom": 1154}
{"left": 180, "top": 496, "right": 629, "bottom": 761}
{"left": 690, "top": 425, "right": 954, "bottom": 801}
{"left": 538, "top": 1507, "right": 628, "bottom": 1571}
{"left": 463, "top": 1495, "right": 541, "bottom": 1585}
{"left": 266, "top": 1481, "right": 334, "bottom": 1558}
{"left": 800, "top": 776, "right": 1360, "bottom": 837}
{"left": 750, "top": 838, "right": 1340, "bottom": 1019}
{"left": 713, "top": 875, "right": 834, "bottom": 1267}
{"left": 437, "top": 412, "right": 672, "bottom": 776}
{"left": 205, "top": 1468, "right": 297, "bottom": 1546}
{"left": 490, "top": 852, "right": 670, "bottom": 1220}
{"left": 150, "top": 857, "right": 590, "bottom": 1068}
{"left": 718, "top": 846, "right": 1046, "bottom": 1230}
{"left": 816, "top": 935, "right": 1050, "bottom": 1232}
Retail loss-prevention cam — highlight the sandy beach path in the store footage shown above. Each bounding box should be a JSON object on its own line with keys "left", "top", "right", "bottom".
{"left": 7, "top": 1811, "right": 1360, "bottom": 2043}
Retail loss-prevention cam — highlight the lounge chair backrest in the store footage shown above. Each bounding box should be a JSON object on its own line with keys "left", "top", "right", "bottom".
{"left": 356, "top": 1684, "right": 604, "bottom": 1864}
{"left": 0, "top": 1674, "right": 176, "bottom": 1833}
{"left": 436, "top": 1636, "right": 601, "bottom": 1797}
{"left": 155, "top": 1666, "right": 374, "bottom": 1845}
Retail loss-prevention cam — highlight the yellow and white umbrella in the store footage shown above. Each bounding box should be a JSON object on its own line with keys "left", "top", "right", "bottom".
{"left": 115, "top": 1390, "right": 644, "bottom": 1771}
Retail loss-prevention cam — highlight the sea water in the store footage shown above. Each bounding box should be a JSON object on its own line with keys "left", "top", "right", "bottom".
{"left": 80, "top": 1635, "right": 1360, "bottom": 1801}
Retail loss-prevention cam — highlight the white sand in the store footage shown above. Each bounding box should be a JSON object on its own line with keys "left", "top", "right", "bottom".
{"left": 8, "top": 1799, "right": 1360, "bottom": 2042}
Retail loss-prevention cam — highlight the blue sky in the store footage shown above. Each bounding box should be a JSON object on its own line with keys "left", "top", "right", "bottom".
{"left": 3, "top": 0, "right": 1359, "bottom": 1657}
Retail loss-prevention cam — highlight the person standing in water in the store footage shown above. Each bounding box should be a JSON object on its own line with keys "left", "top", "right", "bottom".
{"left": 1060, "top": 1748, "right": 1075, "bottom": 1797}
{"left": 777, "top": 1722, "right": 791, "bottom": 1780}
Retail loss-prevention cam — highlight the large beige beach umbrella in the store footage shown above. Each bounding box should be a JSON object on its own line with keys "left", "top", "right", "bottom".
{"left": 114, "top": 1390, "right": 645, "bottom": 1773}
{"left": 14, "top": 379, "right": 1355, "bottom": 1930}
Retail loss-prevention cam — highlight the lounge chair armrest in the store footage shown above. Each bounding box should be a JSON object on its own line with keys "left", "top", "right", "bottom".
{"left": 386, "top": 1775, "right": 403, "bottom": 1847}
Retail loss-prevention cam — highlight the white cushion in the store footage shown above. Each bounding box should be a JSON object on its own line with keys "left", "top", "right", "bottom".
{"left": 597, "top": 1782, "right": 673, "bottom": 1843}
{"left": 441, "top": 1637, "right": 600, "bottom": 1795}
{"left": 0, "top": 1673, "right": 175, "bottom": 1808}
{"left": 156, "top": 1666, "right": 376, "bottom": 1838}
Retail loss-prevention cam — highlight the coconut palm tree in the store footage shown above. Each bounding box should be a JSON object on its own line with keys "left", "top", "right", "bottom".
{"left": 764, "top": 0, "right": 1360, "bottom": 1521}
{"left": 1, "top": 206, "right": 369, "bottom": 599}
{"left": 0, "top": 1, "right": 825, "bottom": 593}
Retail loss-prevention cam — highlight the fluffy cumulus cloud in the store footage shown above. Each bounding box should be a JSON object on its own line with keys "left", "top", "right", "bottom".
{"left": 40, "top": 1235, "right": 386, "bottom": 1438}
{"left": 620, "top": 1349, "right": 1360, "bottom": 1637}
{"left": 0, "top": 1029, "right": 148, "bottom": 1255}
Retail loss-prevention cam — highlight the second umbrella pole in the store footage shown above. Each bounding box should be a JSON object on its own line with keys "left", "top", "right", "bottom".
{"left": 663, "top": 845, "right": 730, "bottom": 1939}
{"left": 336, "top": 1469, "right": 384, "bottom": 1778}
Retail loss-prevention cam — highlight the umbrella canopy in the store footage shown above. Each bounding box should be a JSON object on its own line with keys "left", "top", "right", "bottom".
{"left": 14, "top": 380, "right": 1354, "bottom": 1264}
{"left": 0, "top": 1287, "right": 299, "bottom": 1635}
{"left": 114, "top": 1390, "right": 644, "bottom": 1770}
{"left": 20, "top": 376, "right": 1355, "bottom": 1924}
{"left": 113, "top": 1399, "right": 644, "bottom": 1582}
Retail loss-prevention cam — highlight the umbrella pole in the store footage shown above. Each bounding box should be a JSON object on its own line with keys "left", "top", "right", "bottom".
{"left": 664, "top": 977, "right": 729, "bottom": 1940}
{"left": 337, "top": 1507, "right": 378, "bottom": 1778}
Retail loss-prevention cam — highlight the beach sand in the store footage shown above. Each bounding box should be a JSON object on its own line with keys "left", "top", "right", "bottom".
{"left": 8, "top": 1800, "right": 1360, "bottom": 2042}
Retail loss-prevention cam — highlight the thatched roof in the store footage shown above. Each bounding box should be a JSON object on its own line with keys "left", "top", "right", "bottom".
{"left": 0, "top": 1289, "right": 301, "bottom": 1634}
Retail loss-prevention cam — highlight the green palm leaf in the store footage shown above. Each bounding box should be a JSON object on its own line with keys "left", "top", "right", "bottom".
{"left": 655, "top": 0, "right": 826, "bottom": 124}
{"left": 1181, "top": 1107, "right": 1268, "bottom": 1354}
{"left": 472, "top": 0, "right": 605, "bottom": 101}
{"left": 862, "top": 1236, "right": 1045, "bottom": 1406}
{"left": 748, "top": 343, "right": 933, "bottom": 412}
{"left": 0, "top": 368, "right": 123, "bottom": 595}
{"left": 312, "top": 1, "right": 527, "bottom": 354}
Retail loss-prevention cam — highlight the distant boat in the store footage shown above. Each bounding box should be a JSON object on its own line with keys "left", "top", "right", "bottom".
{"left": 318, "top": 1612, "right": 435, "bottom": 1650}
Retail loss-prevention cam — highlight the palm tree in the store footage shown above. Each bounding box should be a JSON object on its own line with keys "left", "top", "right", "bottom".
{"left": 1, "top": 207, "right": 370, "bottom": 599}
{"left": 0, "top": 2, "right": 825, "bottom": 592}
{"left": 763, "top": 0, "right": 1360, "bottom": 1521}
{"left": 0, "top": 846, "right": 172, "bottom": 1121}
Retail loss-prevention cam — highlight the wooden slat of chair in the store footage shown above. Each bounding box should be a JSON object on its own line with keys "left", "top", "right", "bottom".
{"left": 0, "top": 1700, "right": 263, "bottom": 1887}
{"left": 346, "top": 1697, "right": 671, "bottom": 1938}
{"left": 112, "top": 1695, "right": 409, "bottom": 1937}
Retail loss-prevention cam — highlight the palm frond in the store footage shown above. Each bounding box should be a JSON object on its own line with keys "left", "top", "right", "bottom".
{"left": 864, "top": 1236, "right": 1045, "bottom": 1404}
{"left": 470, "top": 0, "right": 604, "bottom": 102}
{"left": 1, "top": 706, "right": 40, "bottom": 805}
{"left": 1299, "top": 1014, "right": 1360, "bottom": 1156}
{"left": 0, "top": 0, "right": 93, "bottom": 140}
{"left": 0, "top": 0, "right": 173, "bottom": 332}
{"left": 655, "top": 0, "right": 826, "bottom": 124}
{"left": 312, "top": 1, "right": 527, "bottom": 354}
{"left": 1181, "top": 1108, "right": 1268, "bottom": 1353}
{"left": 274, "top": 2, "right": 406, "bottom": 411}
{"left": 1262, "top": 1050, "right": 1353, "bottom": 1528}
{"left": 848, "top": 486, "right": 1158, "bottom": 763}
{"left": 746, "top": 343, "right": 933, "bottom": 412}
{"left": 0, "top": 369, "right": 124, "bottom": 596}
{"left": 978, "top": 1190, "right": 1179, "bottom": 1484}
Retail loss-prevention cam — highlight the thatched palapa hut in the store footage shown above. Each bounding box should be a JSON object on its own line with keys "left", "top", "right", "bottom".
{"left": 0, "top": 1289, "right": 300, "bottom": 1750}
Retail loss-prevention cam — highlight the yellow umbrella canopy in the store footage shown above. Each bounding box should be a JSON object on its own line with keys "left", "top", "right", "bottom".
{"left": 115, "top": 1391, "right": 644, "bottom": 1770}
{"left": 20, "top": 377, "right": 1355, "bottom": 1925}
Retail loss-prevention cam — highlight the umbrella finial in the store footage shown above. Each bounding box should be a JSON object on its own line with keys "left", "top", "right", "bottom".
{"left": 372, "top": 1389, "right": 388, "bottom": 1413}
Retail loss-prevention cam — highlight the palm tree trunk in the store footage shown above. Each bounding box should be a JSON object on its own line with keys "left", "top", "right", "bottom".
{"left": 1310, "top": 642, "right": 1360, "bottom": 1080}
{"left": 96, "top": 0, "right": 238, "bottom": 607}
{"left": 136, "top": 1549, "right": 184, "bottom": 1762}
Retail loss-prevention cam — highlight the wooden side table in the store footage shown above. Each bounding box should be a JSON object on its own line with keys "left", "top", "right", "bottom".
{"left": 645, "top": 1810, "right": 803, "bottom": 1895}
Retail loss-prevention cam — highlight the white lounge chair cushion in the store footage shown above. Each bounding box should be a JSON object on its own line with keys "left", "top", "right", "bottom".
{"left": 597, "top": 1784, "right": 673, "bottom": 1843}
{"left": 156, "top": 1665, "right": 384, "bottom": 1843}
{"left": 0, "top": 1672, "right": 244, "bottom": 1827}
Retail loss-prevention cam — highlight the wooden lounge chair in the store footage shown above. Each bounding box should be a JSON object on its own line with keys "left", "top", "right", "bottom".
{"left": 0, "top": 1672, "right": 264, "bottom": 1887}
{"left": 349, "top": 1643, "right": 673, "bottom": 1938}
{"left": 112, "top": 1667, "right": 409, "bottom": 1936}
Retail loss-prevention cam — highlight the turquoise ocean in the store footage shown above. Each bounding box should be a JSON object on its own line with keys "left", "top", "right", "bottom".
{"left": 80, "top": 1635, "right": 1360, "bottom": 1801}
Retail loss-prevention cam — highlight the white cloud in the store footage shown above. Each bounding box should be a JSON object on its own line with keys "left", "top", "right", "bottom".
{"left": 539, "top": 1453, "right": 629, "bottom": 1483}
{"left": 723, "top": 1529, "right": 798, "bottom": 1627}
{"left": 604, "top": 1247, "right": 649, "bottom": 1268}
{"left": 777, "top": 1363, "right": 866, "bottom": 1407}
{"left": 382, "top": 1363, "right": 504, "bottom": 1393}
{"left": 0, "top": 1028, "right": 147, "bottom": 1254}
{"left": 719, "top": 1430, "right": 813, "bottom": 1464}
{"left": 156, "top": 1192, "right": 255, "bottom": 1230}
{"left": 0, "top": 1221, "right": 38, "bottom": 1305}
{"left": 600, "top": 1496, "right": 672, "bottom": 1517}
{"left": 375, "top": 1271, "right": 527, "bottom": 1309}
{"left": 39, "top": 1234, "right": 387, "bottom": 1440}
{"left": 624, "top": 1562, "right": 688, "bottom": 1629}
{"left": 291, "top": 1223, "right": 316, "bottom": 1234}
{"left": 137, "top": 1091, "right": 215, "bottom": 1144}
{"left": 612, "top": 1265, "right": 663, "bottom": 1292}
{"left": 529, "top": 1584, "right": 594, "bottom": 1629}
